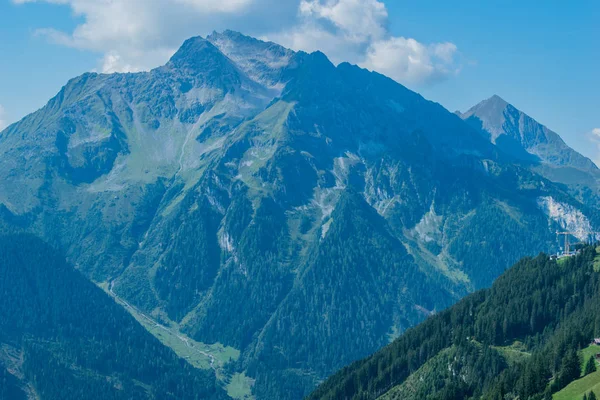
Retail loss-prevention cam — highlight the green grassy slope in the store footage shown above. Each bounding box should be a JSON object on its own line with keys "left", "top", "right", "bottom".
{"left": 553, "top": 370, "right": 600, "bottom": 400}
{"left": 308, "top": 246, "right": 600, "bottom": 400}
{"left": 553, "top": 344, "right": 600, "bottom": 400}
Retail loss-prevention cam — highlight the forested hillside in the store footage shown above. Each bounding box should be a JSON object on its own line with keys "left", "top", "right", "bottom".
{"left": 309, "top": 246, "right": 600, "bottom": 400}
{"left": 0, "top": 234, "right": 229, "bottom": 400}
{"left": 1, "top": 31, "right": 599, "bottom": 399}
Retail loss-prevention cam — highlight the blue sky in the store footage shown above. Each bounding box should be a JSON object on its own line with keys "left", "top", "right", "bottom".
{"left": 1, "top": 0, "right": 599, "bottom": 163}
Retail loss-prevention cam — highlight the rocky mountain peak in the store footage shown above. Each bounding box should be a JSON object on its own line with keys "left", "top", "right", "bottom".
{"left": 207, "top": 30, "right": 295, "bottom": 88}
{"left": 460, "top": 95, "right": 599, "bottom": 180}
{"left": 164, "top": 35, "right": 248, "bottom": 88}
{"left": 460, "top": 95, "right": 509, "bottom": 140}
{"left": 486, "top": 94, "right": 509, "bottom": 107}
{"left": 168, "top": 36, "right": 223, "bottom": 67}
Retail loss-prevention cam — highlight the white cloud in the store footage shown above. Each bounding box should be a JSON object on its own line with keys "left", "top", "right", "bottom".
{"left": 363, "top": 38, "right": 459, "bottom": 85}
{"left": 269, "top": 21, "right": 361, "bottom": 64}
{"left": 14, "top": 0, "right": 460, "bottom": 85}
{"left": 100, "top": 51, "right": 136, "bottom": 74}
{"left": 269, "top": 0, "right": 388, "bottom": 65}
{"left": 299, "top": 0, "right": 387, "bottom": 43}
{"left": 272, "top": 0, "right": 460, "bottom": 86}
{"left": 0, "top": 105, "right": 8, "bottom": 131}
{"left": 14, "top": 0, "right": 267, "bottom": 72}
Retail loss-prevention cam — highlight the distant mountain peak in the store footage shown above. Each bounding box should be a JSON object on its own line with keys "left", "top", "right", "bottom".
{"left": 487, "top": 94, "right": 509, "bottom": 107}
{"left": 460, "top": 95, "right": 599, "bottom": 180}
{"left": 467, "top": 94, "right": 510, "bottom": 110}
{"left": 470, "top": 94, "right": 510, "bottom": 112}
{"left": 459, "top": 95, "right": 509, "bottom": 139}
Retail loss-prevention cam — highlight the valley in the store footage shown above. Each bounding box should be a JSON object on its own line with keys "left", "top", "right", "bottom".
{"left": 0, "top": 234, "right": 230, "bottom": 400}
{"left": 101, "top": 280, "right": 254, "bottom": 399}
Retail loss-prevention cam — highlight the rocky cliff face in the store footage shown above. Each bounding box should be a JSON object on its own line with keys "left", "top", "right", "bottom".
{"left": 1, "top": 31, "right": 598, "bottom": 399}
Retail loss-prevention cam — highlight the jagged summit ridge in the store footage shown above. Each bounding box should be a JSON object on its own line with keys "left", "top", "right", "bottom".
{"left": 207, "top": 30, "right": 295, "bottom": 88}
{"left": 460, "top": 94, "right": 509, "bottom": 141}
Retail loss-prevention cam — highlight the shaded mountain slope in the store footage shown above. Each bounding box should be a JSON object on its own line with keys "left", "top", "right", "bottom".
{"left": 0, "top": 234, "right": 229, "bottom": 400}
{"left": 0, "top": 31, "right": 599, "bottom": 399}
{"left": 309, "top": 246, "right": 600, "bottom": 400}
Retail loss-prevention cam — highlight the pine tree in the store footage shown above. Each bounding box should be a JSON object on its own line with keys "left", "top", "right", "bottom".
{"left": 585, "top": 356, "right": 597, "bottom": 375}
{"left": 589, "top": 391, "right": 598, "bottom": 400}
{"left": 584, "top": 393, "right": 588, "bottom": 400}
{"left": 560, "top": 349, "right": 582, "bottom": 387}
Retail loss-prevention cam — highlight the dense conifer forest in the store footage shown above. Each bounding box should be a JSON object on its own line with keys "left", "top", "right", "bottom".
{"left": 0, "top": 234, "right": 229, "bottom": 400}
{"left": 309, "top": 246, "right": 600, "bottom": 400}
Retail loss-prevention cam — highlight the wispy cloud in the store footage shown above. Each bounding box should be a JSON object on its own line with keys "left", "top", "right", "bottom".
{"left": 14, "top": 0, "right": 461, "bottom": 86}
{"left": 363, "top": 38, "right": 459, "bottom": 85}
{"left": 272, "top": 0, "right": 460, "bottom": 86}
{"left": 13, "top": 0, "right": 269, "bottom": 72}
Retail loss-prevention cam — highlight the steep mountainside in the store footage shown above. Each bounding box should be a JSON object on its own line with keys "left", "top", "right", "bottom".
{"left": 309, "top": 246, "right": 600, "bottom": 400}
{"left": 460, "top": 95, "right": 600, "bottom": 189}
{"left": 0, "top": 31, "right": 598, "bottom": 399}
{"left": 0, "top": 234, "right": 229, "bottom": 400}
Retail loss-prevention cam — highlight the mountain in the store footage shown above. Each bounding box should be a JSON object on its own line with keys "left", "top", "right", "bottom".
{"left": 0, "top": 234, "right": 229, "bottom": 400}
{"left": 460, "top": 95, "right": 600, "bottom": 188}
{"left": 309, "top": 246, "right": 600, "bottom": 400}
{"left": 206, "top": 30, "right": 295, "bottom": 87}
{"left": 0, "top": 31, "right": 599, "bottom": 399}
